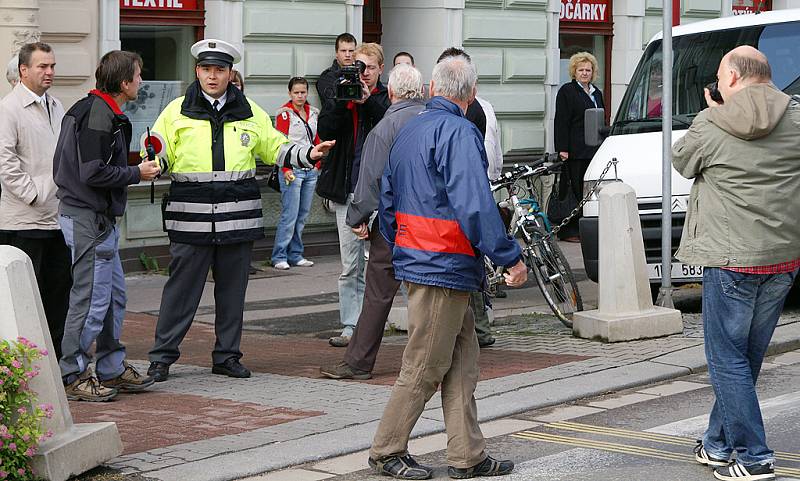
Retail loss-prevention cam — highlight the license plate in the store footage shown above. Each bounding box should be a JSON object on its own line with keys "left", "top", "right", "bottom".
{"left": 647, "top": 262, "right": 704, "bottom": 280}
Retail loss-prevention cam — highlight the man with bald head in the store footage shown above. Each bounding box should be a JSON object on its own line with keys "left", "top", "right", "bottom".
{"left": 673, "top": 45, "right": 800, "bottom": 481}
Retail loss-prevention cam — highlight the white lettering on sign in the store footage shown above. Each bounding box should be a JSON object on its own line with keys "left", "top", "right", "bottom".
{"left": 122, "top": 0, "right": 185, "bottom": 8}
{"left": 560, "top": 0, "right": 608, "bottom": 22}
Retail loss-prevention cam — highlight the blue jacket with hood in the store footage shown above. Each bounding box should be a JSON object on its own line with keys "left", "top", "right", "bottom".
{"left": 379, "top": 97, "right": 522, "bottom": 292}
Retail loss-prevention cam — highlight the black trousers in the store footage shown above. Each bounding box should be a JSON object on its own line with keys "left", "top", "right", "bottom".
{"left": 2, "top": 231, "right": 72, "bottom": 359}
{"left": 558, "top": 158, "right": 591, "bottom": 239}
{"left": 343, "top": 218, "right": 401, "bottom": 372}
{"left": 149, "top": 241, "right": 253, "bottom": 366}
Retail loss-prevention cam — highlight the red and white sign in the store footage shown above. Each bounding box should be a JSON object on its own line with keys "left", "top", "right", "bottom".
{"left": 560, "top": 0, "right": 609, "bottom": 22}
{"left": 732, "top": 0, "right": 771, "bottom": 14}
{"left": 120, "top": 0, "right": 197, "bottom": 9}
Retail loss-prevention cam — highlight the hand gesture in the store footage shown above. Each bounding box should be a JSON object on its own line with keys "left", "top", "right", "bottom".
{"left": 138, "top": 160, "right": 161, "bottom": 181}
{"left": 351, "top": 223, "right": 369, "bottom": 240}
{"left": 503, "top": 259, "right": 528, "bottom": 288}
{"left": 310, "top": 140, "right": 336, "bottom": 161}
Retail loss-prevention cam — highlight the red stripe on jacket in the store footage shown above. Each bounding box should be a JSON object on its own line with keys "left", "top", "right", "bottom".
{"left": 395, "top": 212, "right": 475, "bottom": 257}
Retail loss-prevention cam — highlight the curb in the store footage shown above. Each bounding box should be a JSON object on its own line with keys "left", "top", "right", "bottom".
{"left": 141, "top": 321, "right": 800, "bottom": 481}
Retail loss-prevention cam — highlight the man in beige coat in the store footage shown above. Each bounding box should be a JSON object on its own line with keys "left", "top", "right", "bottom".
{"left": 0, "top": 42, "right": 71, "bottom": 358}
{"left": 673, "top": 45, "right": 800, "bottom": 481}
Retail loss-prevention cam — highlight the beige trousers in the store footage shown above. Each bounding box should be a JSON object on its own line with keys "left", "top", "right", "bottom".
{"left": 369, "top": 282, "right": 486, "bottom": 468}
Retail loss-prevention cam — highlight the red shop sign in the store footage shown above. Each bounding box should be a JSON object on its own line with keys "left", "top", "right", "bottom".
{"left": 732, "top": 0, "right": 771, "bottom": 14}
{"left": 560, "top": 0, "right": 609, "bottom": 22}
{"left": 120, "top": 0, "right": 198, "bottom": 9}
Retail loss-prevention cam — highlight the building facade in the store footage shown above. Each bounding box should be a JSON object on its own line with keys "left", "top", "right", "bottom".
{"left": 2, "top": 0, "right": 797, "bottom": 268}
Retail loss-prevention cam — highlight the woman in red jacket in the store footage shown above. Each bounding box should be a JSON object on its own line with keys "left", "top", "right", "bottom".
{"left": 272, "top": 77, "right": 320, "bottom": 269}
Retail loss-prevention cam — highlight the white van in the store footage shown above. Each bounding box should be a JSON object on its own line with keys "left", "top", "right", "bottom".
{"left": 580, "top": 10, "right": 800, "bottom": 288}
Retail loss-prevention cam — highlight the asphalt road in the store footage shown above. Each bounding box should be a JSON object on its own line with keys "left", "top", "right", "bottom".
{"left": 325, "top": 351, "right": 800, "bottom": 481}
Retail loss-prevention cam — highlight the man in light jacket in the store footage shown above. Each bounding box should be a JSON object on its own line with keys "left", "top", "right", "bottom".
{"left": 673, "top": 45, "right": 800, "bottom": 481}
{"left": 0, "top": 42, "right": 71, "bottom": 358}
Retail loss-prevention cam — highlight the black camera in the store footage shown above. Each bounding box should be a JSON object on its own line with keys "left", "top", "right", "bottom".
{"left": 706, "top": 81, "right": 723, "bottom": 104}
{"left": 336, "top": 60, "right": 367, "bottom": 101}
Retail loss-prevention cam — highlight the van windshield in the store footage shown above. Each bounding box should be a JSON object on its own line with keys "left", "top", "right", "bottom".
{"left": 613, "top": 21, "right": 800, "bottom": 135}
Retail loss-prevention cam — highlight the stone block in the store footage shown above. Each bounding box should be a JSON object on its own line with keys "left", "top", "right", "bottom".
{"left": 572, "top": 183, "right": 682, "bottom": 342}
{"left": 0, "top": 246, "right": 122, "bottom": 481}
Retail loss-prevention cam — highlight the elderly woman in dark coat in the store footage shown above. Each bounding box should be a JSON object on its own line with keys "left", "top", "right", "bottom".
{"left": 554, "top": 51, "right": 604, "bottom": 242}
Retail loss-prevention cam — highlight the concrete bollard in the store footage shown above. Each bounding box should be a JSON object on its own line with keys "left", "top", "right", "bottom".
{"left": 572, "top": 183, "right": 683, "bottom": 342}
{"left": 0, "top": 246, "right": 123, "bottom": 481}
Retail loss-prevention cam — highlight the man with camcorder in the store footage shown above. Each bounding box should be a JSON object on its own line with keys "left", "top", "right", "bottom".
{"left": 316, "top": 42, "right": 390, "bottom": 348}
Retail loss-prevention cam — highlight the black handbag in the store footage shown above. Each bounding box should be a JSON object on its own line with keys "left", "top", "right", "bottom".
{"left": 267, "top": 164, "right": 282, "bottom": 192}
{"left": 546, "top": 167, "right": 578, "bottom": 226}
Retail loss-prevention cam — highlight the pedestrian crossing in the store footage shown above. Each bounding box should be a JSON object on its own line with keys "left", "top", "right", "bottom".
{"left": 511, "top": 421, "right": 800, "bottom": 479}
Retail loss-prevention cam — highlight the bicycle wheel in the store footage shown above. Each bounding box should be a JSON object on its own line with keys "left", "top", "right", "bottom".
{"left": 526, "top": 226, "right": 582, "bottom": 327}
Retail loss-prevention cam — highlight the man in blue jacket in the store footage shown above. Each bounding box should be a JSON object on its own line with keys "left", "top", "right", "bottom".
{"left": 368, "top": 55, "right": 528, "bottom": 480}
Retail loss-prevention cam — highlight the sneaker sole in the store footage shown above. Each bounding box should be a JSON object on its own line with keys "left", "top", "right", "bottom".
{"left": 319, "top": 368, "right": 372, "bottom": 380}
{"left": 66, "top": 392, "right": 117, "bottom": 402}
{"left": 713, "top": 471, "right": 775, "bottom": 481}
{"left": 104, "top": 378, "right": 156, "bottom": 393}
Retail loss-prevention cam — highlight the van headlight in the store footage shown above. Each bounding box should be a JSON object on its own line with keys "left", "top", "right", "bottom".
{"left": 583, "top": 179, "right": 621, "bottom": 200}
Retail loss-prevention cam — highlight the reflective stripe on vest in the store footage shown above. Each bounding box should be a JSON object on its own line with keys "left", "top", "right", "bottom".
{"left": 170, "top": 169, "right": 257, "bottom": 182}
{"left": 395, "top": 212, "right": 475, "bottom": 257}
{"left": 165, "top": 199, "right": 263, "bottom": 215}
{"left": 164, "top": 217, "right": 264, "bottom": 233}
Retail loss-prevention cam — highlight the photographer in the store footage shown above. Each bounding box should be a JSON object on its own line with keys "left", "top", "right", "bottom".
{"left": 673, "top": 45, "right": 800, "bottom": 481}
{"left": 317, "top": 42, "right": 390, "bottom": 347}
{"left": 316, "top": 33, "right": 357, "bottom": 112}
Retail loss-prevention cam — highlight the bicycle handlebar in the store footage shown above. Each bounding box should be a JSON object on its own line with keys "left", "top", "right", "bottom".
{"left": 490, "top": 153, "right": 562, "bottom": 191}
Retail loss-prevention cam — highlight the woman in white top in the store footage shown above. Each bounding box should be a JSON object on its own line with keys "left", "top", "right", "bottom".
{"left": 271, "top": 76, "right": 320, "bottom": 269}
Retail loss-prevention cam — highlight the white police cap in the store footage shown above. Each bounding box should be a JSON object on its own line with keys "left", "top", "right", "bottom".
{"left": 190, "top": 39, "right": 241, "bottom": 67}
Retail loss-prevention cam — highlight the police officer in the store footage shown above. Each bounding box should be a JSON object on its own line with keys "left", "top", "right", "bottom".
{"left": 147, "top": 39, "right": 334, "bottom": 382}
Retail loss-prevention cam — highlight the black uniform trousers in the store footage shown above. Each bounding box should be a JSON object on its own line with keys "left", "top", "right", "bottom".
{"left": 149, "top": 241, "right": 253, "bottom": 366}
{"left": 2, "top": 231, "right": 72, "bottom": 359}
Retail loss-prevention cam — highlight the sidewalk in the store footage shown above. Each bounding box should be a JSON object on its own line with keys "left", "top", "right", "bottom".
{"left": 71, "top": 246, "right": 800, "bottom": 481}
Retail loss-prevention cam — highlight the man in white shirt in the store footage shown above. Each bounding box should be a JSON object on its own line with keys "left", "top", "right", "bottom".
{"left": 0, "top": 42, "right": 71, "bottom": 358}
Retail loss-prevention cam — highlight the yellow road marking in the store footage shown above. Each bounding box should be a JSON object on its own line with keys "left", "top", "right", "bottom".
{"left": 549, "top": 421, "right": 800, "bottom": 462}
{"left": 511, "top": 429, "right": 800, "bottom": 478}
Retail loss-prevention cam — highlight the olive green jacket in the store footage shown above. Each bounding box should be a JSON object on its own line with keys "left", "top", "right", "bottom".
{"left": 672, "top": 83, "right": 800, "bottom": 267}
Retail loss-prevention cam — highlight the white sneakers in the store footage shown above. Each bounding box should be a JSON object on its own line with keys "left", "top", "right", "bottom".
{"left": 273, "top": 259, "right": 313, "bottom": 270}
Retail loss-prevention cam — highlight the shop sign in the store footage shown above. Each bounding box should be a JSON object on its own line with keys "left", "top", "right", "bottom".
{"left": 732, "top": 0, "right": 771, "bottom": 14}
{"left": 560, "top": 0, "right": 609, "bottom": 22}
{"left": 120, "top": 0, "right": 197, "bottom": 9}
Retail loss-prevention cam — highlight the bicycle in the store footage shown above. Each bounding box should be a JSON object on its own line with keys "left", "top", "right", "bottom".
{"left": 484, "top": 153, "right": 583, "bottom": 328}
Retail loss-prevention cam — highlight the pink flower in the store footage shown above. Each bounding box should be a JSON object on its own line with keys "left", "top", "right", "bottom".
{"left": 16, "top": 468, "right": 25, "bottom": 476}
{"left": 39, "top": 349, "right": 48, "bottom": 356}
{"left": 25, "top": 447, "right": 36, "bottom": 456}
{"left": 10, "top": 359, "right": 21, "bottom": 369}
{"left": 21, "top": 433, "right": 30, "bottom": 442}
{"left": 0, "top": 469, "right": 8, "bottom": 479}
{"left": 8, "top": 442, "right": 16, "bottom": 451}
{"left": 17, "top": 407, "right": 26, "bottom": 415}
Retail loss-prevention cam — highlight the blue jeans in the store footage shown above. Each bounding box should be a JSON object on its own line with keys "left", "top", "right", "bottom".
{"left": 58, "top": 208, "right": 127, "bottom": 382}
{"left": 334, "top": 194, "right": 366, "bottom": 336}
{"left": 271, "top": 168, "right": 318, "bottom": 265}
{"left": 702, "top": 267, "right": 798, "bottom": 466}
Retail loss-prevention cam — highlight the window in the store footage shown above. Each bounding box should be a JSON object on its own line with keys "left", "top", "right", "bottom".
{"left": 614, "top": 21, "right": 800, "bottom": 135}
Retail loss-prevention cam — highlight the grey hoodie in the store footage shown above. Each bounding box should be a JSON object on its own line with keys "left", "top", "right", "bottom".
{"left": 345, "top": 99, "right": 425, "bottom": 227}
{"left": 672, "top": 83, "right": 800, "bottom": 267}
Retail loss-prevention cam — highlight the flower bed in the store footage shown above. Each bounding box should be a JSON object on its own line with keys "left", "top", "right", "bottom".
{"left": 0, "top": 338, "right": 54, "bottom": 481}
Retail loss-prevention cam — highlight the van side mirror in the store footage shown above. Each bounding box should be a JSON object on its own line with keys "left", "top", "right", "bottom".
{"left": 584, "top": 108, "right": 610, "bottom": 147}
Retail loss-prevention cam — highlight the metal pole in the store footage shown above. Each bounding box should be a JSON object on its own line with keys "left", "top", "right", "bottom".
{"left": 657, "top": 0, "right": 675, "bottom": 308}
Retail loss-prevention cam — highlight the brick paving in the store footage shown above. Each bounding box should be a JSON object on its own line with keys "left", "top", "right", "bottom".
{"left": 69, "top": 391, "right": 323, "bottom": 454}
{"left": 120, "top": 313, "right": 590, "bottom": 386}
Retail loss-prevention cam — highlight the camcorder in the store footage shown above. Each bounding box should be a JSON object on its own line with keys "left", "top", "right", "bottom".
{"left": 706, "top": 81, "right": 724, "bottom": 104}
{"left": 336, "top": 60, "right": 367, "bottom": 101}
